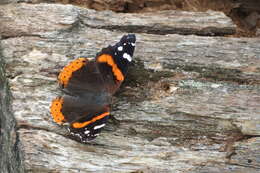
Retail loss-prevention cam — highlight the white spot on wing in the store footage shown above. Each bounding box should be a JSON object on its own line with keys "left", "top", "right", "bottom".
{"left": 131, "top": 43, "right": 135, "bottom": 46}
{"left": 87, "top": 57, "right": 94, "bottom": 61}
{"left": 117, "top": 46, "right": 123, "bottom": 51}
{"left": 94, "top": 124, "right": 105, "bottom": 130}
{"left": 84, "top": 130, "right": 90, "bottom": 134}
{"left": 123, "top": 53, "right": 132, "bottom": 62}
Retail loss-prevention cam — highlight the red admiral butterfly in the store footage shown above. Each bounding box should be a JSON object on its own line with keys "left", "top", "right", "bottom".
{"left": 50, "top": 34, "right": 136, "bottom": 143}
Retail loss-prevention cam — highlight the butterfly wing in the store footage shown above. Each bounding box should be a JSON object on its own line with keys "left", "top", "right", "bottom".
{"left": 58, "top": 58, "right": 107, "bottom": 94}
{"left": 50, "top": 93, "right": 111, "bottom": 142}
{"left": 51, "top": 58, "right": 111, "bottom": 142}
{"left": 58, "top": 34, "right": 136, "bottom": 95}
{"left": 96, "top": 34, "right": 136, "bottom": 94}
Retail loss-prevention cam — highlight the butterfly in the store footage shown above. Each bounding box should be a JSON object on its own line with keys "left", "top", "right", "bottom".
{"left": 50, "top": 34, "right": 136, "bottom": 143}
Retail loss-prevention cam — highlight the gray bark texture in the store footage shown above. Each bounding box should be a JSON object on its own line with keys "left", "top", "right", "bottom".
{"left": 0, "top": 44, "right": 24, "bottom": 173}
{"left": 0, "top": 2, "right": 260, "bottom": 173}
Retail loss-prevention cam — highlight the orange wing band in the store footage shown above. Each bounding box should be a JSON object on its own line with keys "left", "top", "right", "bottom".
{"left": 58, "top": 58, "right": 87, "bottom": 87}
{"left": 72, "top": 112, "right": 110, "bottom": 129}
{"left": 97, "top": 54, "right": 124, "bottom": 81}
{"left": 50, "top": 97, "right": 66, "bottom": 124}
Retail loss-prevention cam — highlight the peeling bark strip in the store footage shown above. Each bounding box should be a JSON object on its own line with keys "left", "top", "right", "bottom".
{"left": 0, "top": 47, "right": 24, "bottom": 173}
{"left": 81, "top": 10, "right": 236, "bottom": 36}
{"left": 138, "top": 34, "right": 260, "bottom": 85}
{"left": 0, "top": 3, "right": 236, "bottom": 37}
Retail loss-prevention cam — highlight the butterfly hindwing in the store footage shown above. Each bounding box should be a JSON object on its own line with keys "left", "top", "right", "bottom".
{"left": 51, "top": 95, "right": 110, "bottom": 142}
{"left": 69, "top": 108, "right": 110, "bottom": 142}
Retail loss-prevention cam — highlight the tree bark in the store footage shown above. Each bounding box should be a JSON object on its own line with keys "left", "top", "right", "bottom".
{"left": 0, "top": 3, "right": 259, "bottom": 173}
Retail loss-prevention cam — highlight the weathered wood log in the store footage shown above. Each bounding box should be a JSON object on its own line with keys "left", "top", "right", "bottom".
{"left": 0, "top": 3, "right": 259, "bottom": 173}
{"left": 0, "top": 3, "right": 236, "bottom": 38}
{"left": 0, "top": 46, "right": 24, "bottom": 172}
